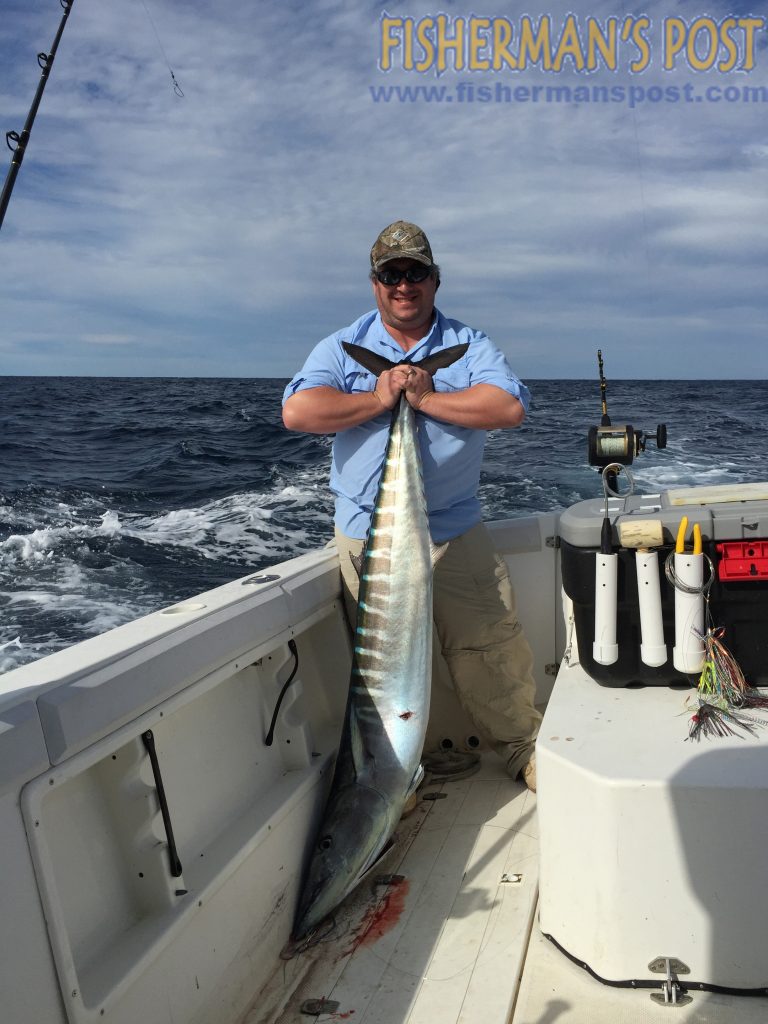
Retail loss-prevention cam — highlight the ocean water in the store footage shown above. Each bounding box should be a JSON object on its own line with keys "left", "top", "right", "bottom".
{"left": 2, "top": 376, "right": 768, "bottom": 675}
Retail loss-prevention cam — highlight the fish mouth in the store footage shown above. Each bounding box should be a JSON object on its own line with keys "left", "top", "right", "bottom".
{"left": 289, "top": 913, "right": 337, "bottom": 949}
{"left": 293, "top": 886, "right": 335, "bottom": 942}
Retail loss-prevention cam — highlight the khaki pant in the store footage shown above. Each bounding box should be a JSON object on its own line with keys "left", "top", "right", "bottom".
{"left": 334, "top": 522, "right": 541, "bottom": 778}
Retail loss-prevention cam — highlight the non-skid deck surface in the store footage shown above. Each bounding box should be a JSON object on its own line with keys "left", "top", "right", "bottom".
{"left": 251, "top": 758, "right": 538, "bottom": 1024}
{"left": 513, "top": 919, "right": 768, "bottom": 1024}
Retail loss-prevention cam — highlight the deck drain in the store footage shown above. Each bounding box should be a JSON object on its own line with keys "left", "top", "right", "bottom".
{"left": 501, "top": 873, "right": 523, "bottom": 884}
{"left": 300, "top": 999, "right": 340, "bottom": 1015}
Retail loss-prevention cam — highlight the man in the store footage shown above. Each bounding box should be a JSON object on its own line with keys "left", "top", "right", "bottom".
{"left": 282, "top": 221, "right": 540, "bottom": 791}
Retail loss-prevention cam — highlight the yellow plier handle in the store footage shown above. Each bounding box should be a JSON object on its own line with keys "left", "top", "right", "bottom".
{"left": 675, "top": 516, "right": 703, "bottom": 554}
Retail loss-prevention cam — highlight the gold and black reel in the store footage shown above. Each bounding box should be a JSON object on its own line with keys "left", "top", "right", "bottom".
{"left": 587, "top": 350, "right": 667, "bottom": 470}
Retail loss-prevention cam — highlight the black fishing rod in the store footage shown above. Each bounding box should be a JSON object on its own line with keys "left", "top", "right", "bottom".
{"left": 0, "top": 0, "right": 75, "bottom": 232}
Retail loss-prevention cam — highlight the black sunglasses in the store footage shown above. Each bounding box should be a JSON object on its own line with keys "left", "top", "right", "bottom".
{"left": 375, "top": 264, "right": 433, "bottom": 286}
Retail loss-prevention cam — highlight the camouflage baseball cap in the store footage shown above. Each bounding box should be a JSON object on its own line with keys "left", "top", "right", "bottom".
{"left": 370, "top": 221, "right": 434, "bottom": 270}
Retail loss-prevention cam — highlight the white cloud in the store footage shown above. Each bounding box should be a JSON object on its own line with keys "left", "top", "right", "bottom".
{"left": 1, "top": 0, "right": 768, "bottom": 378}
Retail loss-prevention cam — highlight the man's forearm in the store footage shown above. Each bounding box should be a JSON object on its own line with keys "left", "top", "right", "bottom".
{"left": 282, "top": 386, "right": 385, "bottom": 434}
{"left": 283, "top": 382, "right": 525, "bottom": 434}
{"left": 412, "top": 383, "right": 525, "bottom": 430}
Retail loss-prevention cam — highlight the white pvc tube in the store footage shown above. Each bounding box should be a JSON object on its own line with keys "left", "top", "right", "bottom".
{"left": 636, "top": 551, "right": 667, "bottom": 667}
{"left": 673, "top": 553, "right": 705, "bottom": 674}
{"left": 593, "top": 553, "right": 619, "bottom": 666}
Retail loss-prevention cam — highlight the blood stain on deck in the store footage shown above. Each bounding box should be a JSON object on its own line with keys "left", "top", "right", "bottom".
{"left": 355, "top": 877, "right": 411, "bottom": 949}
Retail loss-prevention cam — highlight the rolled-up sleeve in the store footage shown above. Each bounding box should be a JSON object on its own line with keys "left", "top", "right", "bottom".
{"left": 282, "top": 336, "right": 347, "bottom": 404}
{"left": 465, "top": 331, "right": 531, "bottom": 412}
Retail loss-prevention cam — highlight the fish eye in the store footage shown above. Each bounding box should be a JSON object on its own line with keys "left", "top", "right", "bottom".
{"left": 319, "top": 835, "right": 333, "bottom": 851}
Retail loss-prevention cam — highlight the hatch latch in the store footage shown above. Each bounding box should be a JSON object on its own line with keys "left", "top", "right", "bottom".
{"left": 648, "top": 957, "right": 692, "bottom": 1007}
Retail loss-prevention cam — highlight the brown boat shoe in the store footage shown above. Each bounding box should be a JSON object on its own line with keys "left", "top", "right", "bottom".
{"left": 522, "top": 753, "right": 537, "bottom": 793}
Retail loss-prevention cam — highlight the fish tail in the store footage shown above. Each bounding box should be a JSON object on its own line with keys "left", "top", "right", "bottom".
{"left": 342, "top": 343, "right": 396, "bottom": 377}
{"left": 342, "top": 341, "right": 469, "bottom": 377}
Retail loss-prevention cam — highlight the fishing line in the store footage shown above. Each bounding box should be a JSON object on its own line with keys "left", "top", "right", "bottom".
{"left": 663, "top": 549, "right": 715, "bottom": 597}
{"left": 139, "top": 0, "right": 184, "bottom": 97}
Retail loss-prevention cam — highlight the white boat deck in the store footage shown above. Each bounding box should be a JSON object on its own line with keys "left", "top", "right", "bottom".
{"left": 250, "top": 737, "right": 768, "bottom": 1024}
{"left": 248, "top": 758, "right": 538, "bottom": 1024}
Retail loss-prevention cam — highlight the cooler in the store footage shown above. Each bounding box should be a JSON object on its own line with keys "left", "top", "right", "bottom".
{"left": 559, "top": 482, "right": 768, "bottom": 686}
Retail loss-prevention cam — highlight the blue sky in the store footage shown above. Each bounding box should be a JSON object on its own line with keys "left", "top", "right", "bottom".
{"left": 1, "top": 0, "right": 767, "bottom": 378}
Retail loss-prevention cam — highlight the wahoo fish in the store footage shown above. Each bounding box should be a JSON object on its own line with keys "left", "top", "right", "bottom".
{"left": 292, "top": 340, "right": 469, "bottom": 940}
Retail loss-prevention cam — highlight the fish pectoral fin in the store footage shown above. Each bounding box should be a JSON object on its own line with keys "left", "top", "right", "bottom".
{"left": 430, "top": 540, "right": 449, "bottom": 567}
{"left": 358, "top": 837, "right": 396, "bottom": 881}
{"left": 405, "top": 762, "right": 425, "bottom": 799}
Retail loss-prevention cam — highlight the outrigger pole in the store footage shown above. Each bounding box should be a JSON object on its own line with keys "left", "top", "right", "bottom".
{"left": 0, "top": 0, "right": 75, "bottom": 232}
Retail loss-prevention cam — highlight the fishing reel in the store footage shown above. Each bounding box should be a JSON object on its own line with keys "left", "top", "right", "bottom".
{"left": 588, "top": 423, "right": 667, "bottom": 468}
{"left": 587, "top": 350, "right": 667, "bottom": 470}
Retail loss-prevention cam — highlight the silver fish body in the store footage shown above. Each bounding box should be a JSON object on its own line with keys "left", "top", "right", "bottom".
{"left": 292, "top": 342, "right": 468, "bottom": 940}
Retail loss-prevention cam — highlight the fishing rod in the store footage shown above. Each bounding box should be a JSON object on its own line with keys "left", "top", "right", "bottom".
{"left": 0, "top": 0, "right": 75, "bottom": 232}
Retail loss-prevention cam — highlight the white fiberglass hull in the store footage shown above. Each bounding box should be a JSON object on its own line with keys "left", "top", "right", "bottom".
{"left": 2, "top": 502, "right": 768, "bottom": 1023}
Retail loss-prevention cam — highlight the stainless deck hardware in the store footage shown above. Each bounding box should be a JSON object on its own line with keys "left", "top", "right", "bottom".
{"left": 648, "top": 957, "right": 692, "bottom": 1007}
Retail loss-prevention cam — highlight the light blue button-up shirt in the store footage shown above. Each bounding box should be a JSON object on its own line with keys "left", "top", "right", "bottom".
{"left": 282, "top": 308, "right": 531, "bottom": 542}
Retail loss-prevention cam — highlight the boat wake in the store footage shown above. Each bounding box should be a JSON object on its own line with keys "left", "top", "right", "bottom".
{"left": 0, "top": 477, "right": 334, "bottom": 673}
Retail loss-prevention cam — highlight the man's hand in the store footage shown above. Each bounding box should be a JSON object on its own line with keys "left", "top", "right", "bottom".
{"left": 376, "top": 365, "right": 413, "bottom": 409}
{"left": 403, "top": 365, "right": 433, "bottom": 409}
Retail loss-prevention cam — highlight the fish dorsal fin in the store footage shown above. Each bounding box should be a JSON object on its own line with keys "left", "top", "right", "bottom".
{"left": 342, "top": 340, "right": 469, "bottom": 378}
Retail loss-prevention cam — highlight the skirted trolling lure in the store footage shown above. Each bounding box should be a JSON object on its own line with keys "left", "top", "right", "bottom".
{"left": 667, "top": 519, "right": 768, "bottom": 740}
{"left": 687, "top": 625, "right": 768, "bottom": 740}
